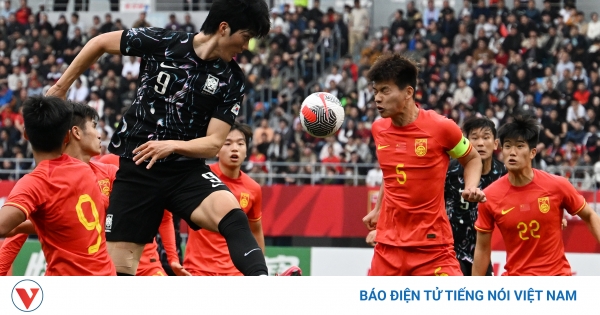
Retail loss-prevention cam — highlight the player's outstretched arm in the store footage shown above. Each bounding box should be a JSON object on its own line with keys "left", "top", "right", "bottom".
{"left": 472, "top": 231, "right": 492, "bottom": 276}
{"left": 577, "top": 205, "right": 600, "bottom": 244}
{"left": 47, "top": 31, "right": 124, "bottom": 99}
{"left": 0, "top": 234, "right": 28, "bottom": 275}
{"left": 5, "top": 220, "right": 36, "bottom": 237}
{"left": 457, "top": 149, "right": 486, "bottom": 203}
{"left": 0, "top": 206, "right": 26, "bottom": 237}
{"left": 133, "top": 118, "right": 231, "bottom": 169}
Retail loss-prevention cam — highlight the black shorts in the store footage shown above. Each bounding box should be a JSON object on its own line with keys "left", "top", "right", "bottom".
{"left": 105, "top": 157, "right": 230, "bottom": 244}
{"left": 459, "top": 259, "right": 493, "bottom": 276}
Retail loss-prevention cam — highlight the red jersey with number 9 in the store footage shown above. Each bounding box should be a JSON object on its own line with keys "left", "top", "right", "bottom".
{"left": 475, "top": 170, "right": 586, "bottom": 275}
{"left": 372, "top": 107, "right": 472, "bottom": 247}
{"left": 4, "top": 154, "right": 116, "bottom": 276}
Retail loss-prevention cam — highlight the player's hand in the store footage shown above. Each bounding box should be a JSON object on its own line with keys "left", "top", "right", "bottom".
{"left": 170, "top": 262, "right": 191, "bottom": 276}
{"left": 562, "top": 218, "right": 568, "bottom": 230}
{"left": 45, "top": 85, "right": 68, "bottom": 99}
{"left": 366, "top": 230, "right": 377, "bottom": 246}
{"left": 363, "top": 209, "right": 379, "bottom": 231}
{"left": 462, "top": 187, "right": 486, "bottom": 203}
{"left": 132, "top": 140, "right": 176, "bottom": 169}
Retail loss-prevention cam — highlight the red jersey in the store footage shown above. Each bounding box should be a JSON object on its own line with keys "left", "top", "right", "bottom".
{"left": 184, "top": 163, "right": 262, "bottom": 275}
{"left": 372, "top": 108, "right": 472, "bottom": 247}
{"left": 4, "top": 154, "right": 116, "bottom": 276}
{"left": 475, "top": 169, "right": 585, "bottom": 276}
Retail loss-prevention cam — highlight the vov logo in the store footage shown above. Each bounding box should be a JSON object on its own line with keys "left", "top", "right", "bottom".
{"left": 11, "top": 279, "right": 43, "bottom": 312}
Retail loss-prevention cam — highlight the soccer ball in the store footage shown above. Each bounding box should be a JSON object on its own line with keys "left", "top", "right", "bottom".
{"left": 300, "top": 92, "right": 345, "bottom": 138}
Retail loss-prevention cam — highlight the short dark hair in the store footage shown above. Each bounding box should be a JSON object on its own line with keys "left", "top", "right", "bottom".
{"left": 23, "top": 96, "right": 73, "bottom": 153}
{"left": 71, "top": 102, "right": 99, "bottom": 130}
{"left": 367, "top": 54, "right": 418, "bottom": 98}
{"left": 463, "top": 117, "right": 498, "bottom": 138}
{"left": 201, "top": 0, "right": 270, "bottom": 39}
{"left": 230, "top": 121, "right": 253, "bottom": 146}
{"left": 497, "top": 113, "right": 539, "bottom": 149}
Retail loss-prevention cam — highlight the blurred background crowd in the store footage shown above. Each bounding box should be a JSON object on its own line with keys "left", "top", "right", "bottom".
{"left": 0, "top": 0, "right": 599, "bottom": 188}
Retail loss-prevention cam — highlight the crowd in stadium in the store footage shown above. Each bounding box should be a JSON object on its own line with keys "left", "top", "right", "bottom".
{"left": 0, "top": 0, "right": 599, "bottom": 186}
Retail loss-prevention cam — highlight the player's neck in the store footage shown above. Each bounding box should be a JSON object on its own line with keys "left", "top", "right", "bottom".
{"left": 220, "top": 163, "right": 241, "bottom": 179}
{"left": 482, "top": 157, "right": 493, "bottom": 175}
{"left": 193, "top": 32, "right": 221, "bottom": 61}
{"left": 64, "top": 146, "right": 92, "bottom": 164}
{"left": 32, "top": 151, "right": 63, "bottom": 165}
{"left": 390, "top": 101, "right": 419, "bottom": 127}
{"left": 508, "top": 167, "right": 535, "bottom": 187}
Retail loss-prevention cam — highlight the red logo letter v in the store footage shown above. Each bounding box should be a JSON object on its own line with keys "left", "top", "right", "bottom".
{"left": 16, "top": 288, "right": 39, "bottom": 309}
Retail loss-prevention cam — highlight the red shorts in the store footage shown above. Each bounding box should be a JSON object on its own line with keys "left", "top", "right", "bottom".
{"left": 136, "top": 264, "right": 167, "bottom": 276}
{"left": 189, "top": 269, "right": 243, "bottom": 276}
{"left": 369, "top": 243, "right": 463, "bottom": 276}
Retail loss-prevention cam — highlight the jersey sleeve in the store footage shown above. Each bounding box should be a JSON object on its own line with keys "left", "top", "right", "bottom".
{"left": 0, "top": 234, "right": 28, "bottom": 276}
{"left": 558, "top": 176, "right": 587, "bottom": 215}
{"left": 211, "top": 69, "right": 245, "bottom": 126}
{"left": 120, "top": 28, "right": 170, "bottom": 57}
{"left": 247, "top": 184, "right": 262, "bottom": 222}
{"left": 4, "top": 174, "right": 45, "bottom": 219}
{"left": 157, "top": 210, "right": 179, "bottom": 264}
{"left": 474, "top": 200, "right": 495, "bottom": 233}
{"left": 435, "top": 116, "right": 472, "bottom": 159}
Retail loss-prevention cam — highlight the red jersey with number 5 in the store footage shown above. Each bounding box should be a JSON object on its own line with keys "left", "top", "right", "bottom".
{"left": 4, "top": 154, "right": 116, "bottom": 276}
{"left": 475, "top": 169, "right": 585, "bottom": 275}
{"left": 372, "top": 107, "right": 472, "bottom": 247}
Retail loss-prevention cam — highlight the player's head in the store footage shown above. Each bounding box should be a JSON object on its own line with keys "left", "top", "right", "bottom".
{"left": 497, "top": 113, "right": 539, "bottom": 172}
{"left": 201, "top": 0, "right": 270, "bottom": 61}
{"left": 69, "top": 102, "right": 101, "bottom": 157}
{"left": 217, "top": 122, "right": 253, "bottom": 169}
{"left": 22, "top": 95, "right": 73, "bottom": 154}
{"left": 367, "top": 54, "right": 418, "bottom": 119}
{"left": 462, "top": 117, "right": 498, "bottom": 161}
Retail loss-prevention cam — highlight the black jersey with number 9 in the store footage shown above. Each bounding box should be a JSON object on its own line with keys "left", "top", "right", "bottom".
{"left": 109, "top": 27, "right": 245, "bottom": 162}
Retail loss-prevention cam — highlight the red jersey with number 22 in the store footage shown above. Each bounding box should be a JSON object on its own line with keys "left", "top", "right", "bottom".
{"left": 4, "top": 155, "right": 116, "bottom": 276}
{"left": 475, "top": 170, "right": 585, "bottom": 275}
{"left": 372, "top": 107, "right": 472, "bottom": 247}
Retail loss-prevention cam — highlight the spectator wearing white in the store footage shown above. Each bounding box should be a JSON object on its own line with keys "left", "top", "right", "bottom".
{"left": 453, "top": 77, "right": 474, "bottom": 106}
{"left": 365, "top": 164, "right": 383, "bottom": 187}
{"left": 348, "top": 0, "right": 369, "bottom": 57}
{"left": 555, "top": 52, "right": 575, "bottom": 81}
{"left": 566, "top": 99, "right": 587, "bottom": 126}
{"left": 121, "top": 56, "right": 140, "bottom": 79}
{"left": 325, "top": 64, "right": 343, "bottom": 85}
{"left": 490, "top": 66, "right": 510, "bottom": 94}
{"left": 423, "top": 0, "right": 439, "bottom": 27}
{"left": 88, "top": 91, "right": 104, "bottom": 118}
{"left": 67, "top": 79, "right": 89, "bottom": 103}
{"left": 588, "top": 13, "right": 600, "bottom": 41}
{"left": 7, "top": 66, "right": 27, "bottom": 91}
{"left": 68, "top": 13, "right": 85, "bottom": 41}
{"left": 319, "top": 136, "right": 343, "bottom": 161}
{"left": 0, "top": 0, "right": 11, "bottom": 19}
{"left": 10, "top": 38, "right": 28, "bottom": 66}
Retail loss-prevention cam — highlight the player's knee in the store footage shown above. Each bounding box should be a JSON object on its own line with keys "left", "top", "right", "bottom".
{"left": 107, "top": 241, "right": 144, "bottom": 275}
{"left": 218, "top": 209, "right": 249, "bottom": 235}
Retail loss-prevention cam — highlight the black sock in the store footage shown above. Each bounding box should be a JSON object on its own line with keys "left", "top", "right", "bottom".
{"left": 117, "top": 272, "right": 134, "bottom": 276}
{"left": 218, "top": 209, "right": 268, "bottom": 276}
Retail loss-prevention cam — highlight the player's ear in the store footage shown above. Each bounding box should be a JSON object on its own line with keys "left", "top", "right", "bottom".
{"left": 219, "top": 22, "right": 229, "bottom": 36}
{"left": 71, "top": 126, "right": 82, "bottom": 140}
{"left": 405, "top": 86, "right": 414, "bottom": 100}
{"left": 530, "top": 147, "right": 537, "bottom": 160}
{"left": 494, "top": 138, "right": 499, "bottom": 150}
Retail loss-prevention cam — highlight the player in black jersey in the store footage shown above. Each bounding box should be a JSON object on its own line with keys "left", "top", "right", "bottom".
{"left": 445, "top": 117, "right": 506, "bottom": 276}
{"left": 46, "top": 0, "right": 275, "bottom": 276}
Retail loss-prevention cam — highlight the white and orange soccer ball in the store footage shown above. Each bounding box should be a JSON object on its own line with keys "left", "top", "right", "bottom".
{"left": 299, "top": 92, "right": 345, "bottom": 138}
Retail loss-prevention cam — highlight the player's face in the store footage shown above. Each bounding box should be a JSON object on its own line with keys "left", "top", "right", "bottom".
{"left": 218, "top": 129, "right": 247, "bottom": 168}
{"left": 81, "top": 118, "right": 101, "bottom": 156}
{"left": 501, "top": 138, "right": 536, "bottom": 172}
{"left": 219, "top": 26, "right": 252, "bottom": 61}
{"left": 467, "top": 127, "right": 498, "bottom": 161}
{"left": 373, "top": 80, "right": 411, "bottom": 119}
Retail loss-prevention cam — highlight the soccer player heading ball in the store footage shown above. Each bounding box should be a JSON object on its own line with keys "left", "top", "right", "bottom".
{"left": 46, "top": 0, "right": 274, "bottom": 276}
{"left": 363, "top": 54, "right": 486, "bottom": 276}
{"left": 473, "top": 114, "right": 600, "bottom": 276}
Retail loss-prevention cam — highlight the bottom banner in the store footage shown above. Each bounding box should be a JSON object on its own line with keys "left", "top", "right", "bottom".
{"left": 0, "top": 277, "right": 597, "bottom": 314}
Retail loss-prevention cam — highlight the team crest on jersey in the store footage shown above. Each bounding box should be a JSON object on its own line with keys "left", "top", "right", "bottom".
{"left": 97, "top": 179, "right": 111, "bottom": 196}
{"left": 203, "top": 74, "right": 219, "bottom": 94}
{"left": 538, "top": 197, "right": 550, "bottom": 213}
{"left": 231, "top": 103, "right": 241, "bottom": 116}
{"left": 240, "top": 192, "right": 250, "bottom": 209}
{"left": 415, "top": 139, "right": 427, "bottom": 157}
